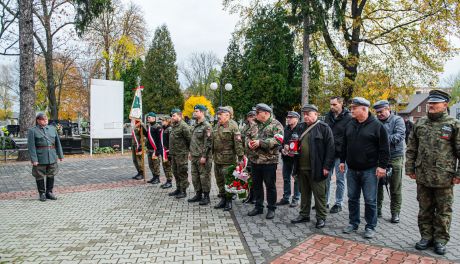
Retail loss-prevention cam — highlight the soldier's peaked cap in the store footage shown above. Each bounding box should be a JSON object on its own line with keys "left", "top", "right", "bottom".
{"left": 255, "top": 103, "right": 272, "bottom": 113}
{"left": 427, "top": 89, "right": 450, "bottom": 103}
{"left": 350, "top": 97, "right": 370, "bottom": 107}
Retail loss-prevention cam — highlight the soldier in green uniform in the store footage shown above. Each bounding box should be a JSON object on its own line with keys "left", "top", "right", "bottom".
{"left": 188, "top": 105, "right": 213, "bottom": 205}
{"left": 27, "top": 113, "right": 64, "bottom": 201}
{"left": 247, "top": 103, "right": 284, "bottom": 220}
{"left": 131, "top": 120, "right": 144, "bottom": 180}
{"left": 212, "top": 106, "right": 244, "bottom": 211}
{"left": 406, "top": 89, "right": 460, "bottom": 255}
{"left": 144, "top": 112, "right": 163, "bottom": 184}
{"left": 168, "top": 108, "right": 191, "bottom": 199}
{"left": 242, "top": 108, "right": 256, "bottom": 203}
{"left": 159, "top": 117, "right": 173, "bottom": 189}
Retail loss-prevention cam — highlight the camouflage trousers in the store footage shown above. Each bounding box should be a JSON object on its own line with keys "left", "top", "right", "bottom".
{"left": 131, "top": 147, "right": 144, "bottom": 174}
{"left": 147, "top": 152, "right": 173, "bottom": 180}
{"left": 170, "top": 154, "right": 189, "bottom": 191}
{"left": 32, "top": 163, "right": 58, "bottom": 180}
{"left": 378, "top": 156, "right": 403, "bottom": 214}
{"left": 190, "top": 156, "right": 212, "bottom": 193}
{"left": 214, "top": 163, "right": 233, "bottom": 197}
{"left": 417, "top": 183, "right": 453, "bottom": 244}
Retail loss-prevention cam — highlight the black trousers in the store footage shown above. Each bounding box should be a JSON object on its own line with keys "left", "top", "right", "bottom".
{"left": 253, "top": 163, "right": 277, "bottom": 211}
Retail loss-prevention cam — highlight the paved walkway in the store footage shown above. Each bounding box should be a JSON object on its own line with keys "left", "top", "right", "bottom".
{"left": 0, "top": 156, "right": 459, "bottom": 264}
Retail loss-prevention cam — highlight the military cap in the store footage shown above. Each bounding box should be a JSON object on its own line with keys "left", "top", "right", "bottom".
{"left": 372, "top": 100, "right": 390, "bottom": 110}
{"left": 217, "top": 106, "right": 231, "bottom": 114}
{"left": 194, "top": 104, "right": 207, "bottom": 112}
{"left": 427, "top": 89, "right": 450, "bottom": 103}
{"left": 301, "top": 104, "right": 318, "bottom": 113}
{"left": 287, "top": 111, "right": 300, "bottom": 119}
{"left": 350, "top": 97, "right": 370, "bottom": 107}
{"left": 255, "top": 103, "right": 273, "bottom": 113}
{"left": 36, "top": 112, "right": 47, "bottom": 120}
{"left": 246, "top": 110, "right": 256, "bottom": 117}
{"left": 170, "top": 108, "right": 182, "bottom": 116}
{"left": 146, "top": 112, "right": 156, "bottom": 118}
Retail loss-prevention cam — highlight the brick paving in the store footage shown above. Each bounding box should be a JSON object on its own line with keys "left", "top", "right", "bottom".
{"left": 1, "top": 156, "right": 459, "bottom": 263}
{"left": 271, "top": 234, "right": 455, "bottom": 264}
{"left": 232, "top": 167, "right": 460, "bottom": 263}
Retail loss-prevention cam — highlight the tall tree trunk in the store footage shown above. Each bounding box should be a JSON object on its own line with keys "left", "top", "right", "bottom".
{"left": 301, "top": 13, "right": 310, "bottom": 106}
{"left": 343, "top": 64, "right": 357, "bottom": 102}
{"left": 18, "top": 0, "right": 35, "bottom": 161}
{"left": 45, "top": 51, "right": 58, "bottom": 119}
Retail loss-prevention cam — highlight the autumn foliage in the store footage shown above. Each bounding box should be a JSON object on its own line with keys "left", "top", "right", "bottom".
{"left": 183, "top": 96, "right": 215, "bottom": 119}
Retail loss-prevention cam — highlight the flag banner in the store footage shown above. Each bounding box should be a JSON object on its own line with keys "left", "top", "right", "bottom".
{"left": 129, "top": 86, "right": 144, "bottom": 120}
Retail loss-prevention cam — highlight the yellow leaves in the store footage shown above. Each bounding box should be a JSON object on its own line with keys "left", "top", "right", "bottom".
{"left": 183, "top": 96, "right": 215, "bottom": 119}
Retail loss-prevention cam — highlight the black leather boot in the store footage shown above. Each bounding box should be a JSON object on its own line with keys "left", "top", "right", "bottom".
{"left": 168, "top": 189, "right": 180, "bottom": 196}
{"left": 175, "top": 190, "right": 187, "bottom": 199}
{"left": 161, "top": 180, "right": 173, "bottom": 189}
{"left": 223, "top": 199, "right": 232, "bottom": 211}
{"left": 36, "top": 179, "right": 46, "bottom": 202}
{"left": 45, "top": 177, "right": 57, "bottom": 200}
{"left": 152, "top": 176, "right": 160, "bottom": 184}
{"left": 214, "top": 197, "right": 226, "bottom": 209}
{"left": 188, "top": 192, "right": 202, "bottom": 203}
{"left": 199, "top": 192, "right": 210, "bottom": 205}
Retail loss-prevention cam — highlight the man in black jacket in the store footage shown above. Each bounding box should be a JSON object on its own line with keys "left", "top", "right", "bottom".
{"left": 324, "top": 96, "right": 352, "bottom": 214}
{"left": 291, "top": 104, "right": 335, "bottom": 229}
{"left": 145, "top": 112, "right": 163, "bottom": 184}
{"left": 340, "top": 97, "right": 390, "bottom": 239}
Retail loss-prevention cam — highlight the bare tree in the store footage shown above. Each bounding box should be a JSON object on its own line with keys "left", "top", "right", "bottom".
{"left": 180, "top": 51, "right": 221, "bottom": 96}
{"left": 0, "top": 65, "right": 17, "bottom": 118}
{"left": 0, "top": 0, "right": 19, "bottom": 55}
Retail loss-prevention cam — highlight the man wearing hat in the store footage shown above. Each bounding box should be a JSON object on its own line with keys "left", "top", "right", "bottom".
{"left": 277, "top": 111, "right": 302, "bottom": 207}
{"left": 247, "top": 103, "right": 284, "bottom": 220}
{"left": 27, "top": 113, "right": 64, "bottom": 201}
{"left": 168, "top": 108, "right": 191, "bottom": 198}
{"left": 242, "top": 108, "right": 257, "bottom": 203}
{"left": 188, "top": 105, "right": 213, "bottom": 205}
{"left": 406, "top": 89, "right": 460, "bottom": 255}
{"left": 131, "top": 119, "right": 144, "bottom": 180}
{"left": 339, "top": 97, "right": 390, "bottom": 239}
{"left": 159, "top": 116, "right": 173, "bottom": 189}
{"left": 290, "top": 104, "right": 335, "bottom": 228}
{"left": 373, "top": 100, "right": 406, "bottom": 223}
{"left": 212, "top": 106, "right": 244, "bottom": 211}
{"left": 144, "top": 112, "right": 163, "bottom": 184}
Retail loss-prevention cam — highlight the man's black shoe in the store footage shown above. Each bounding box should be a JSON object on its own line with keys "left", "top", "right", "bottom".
{"left": 247, "top": 208, "right": 263, "bottom": 216}
{"left": 175, "top": 191, "right": 186, "bottom": 199}
{"left": 147, "top": 178, "right": 154, "bottom": 183}
{"left": 434, "top": 242, "right": 446, "bottom": 255}
{"left": 168, "top": 189, "right": 180, "bottom": 196}
{"left": 161, "top": 181, "right": 172, "bottom": 189}
{"left": 291, "top": 215, "right": 310, "bottom": 224}
{"left": 151, "top": 177, "right": 160, "bottom": 184}
{"left": 199, "top": 193, "right": 210, "bottom": 206}
{"left": 330, "top": 204, "right": 342, "bottom": 214}
{"left": 415, "top": 238, "right": 433, "bottom": 250}
{"left": 276, "top": 199, "right": 290, "bottom": 206}
{"left": 266, "top": 210, "right": 275, "bottom": 219}
{"left": 39, "top": 193, "right": 47, "bottom": 202}
{"left": 391, "top": 213, "right": 400, "bottom": 223}
{"left": 132, "top": 174, "right": 143, "bottom": 180}
{"left": 45, "top": 192, "right": 57, "bottom": 200}
{"left": 315, "top": 218, "right": 326, "bottom": 229}
{"left": 188, "top": 192, "right": 202, "bottom": 203}
{"left": 290, "top": 199, "right": 299, "bottom": 207}
{"left": 214, "top": 197, "right": 226, "bottom": 209}
{"left": 223, "top": 200, "right": 232, "bottom": 211}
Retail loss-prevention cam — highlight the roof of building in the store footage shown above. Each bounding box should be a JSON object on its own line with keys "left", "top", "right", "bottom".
{"left": 398, "top": 93, "right": 429, "bottom": 114}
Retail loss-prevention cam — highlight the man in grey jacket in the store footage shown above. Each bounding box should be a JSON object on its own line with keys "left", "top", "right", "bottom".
{"left": 373, "top": 100, "right": 406, "bottom": 223}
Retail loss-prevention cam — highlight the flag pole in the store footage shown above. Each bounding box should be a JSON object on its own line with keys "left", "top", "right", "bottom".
{"left": 140, "top": 120, "right": 146, "bottom": 183}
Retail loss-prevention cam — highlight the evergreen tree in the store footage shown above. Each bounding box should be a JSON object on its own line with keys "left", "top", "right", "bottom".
{"left": 141, "top": 25, "right": 184, "bottom": 114}
{"left": 120, "top": 59, "right": 143, "bottom": 122}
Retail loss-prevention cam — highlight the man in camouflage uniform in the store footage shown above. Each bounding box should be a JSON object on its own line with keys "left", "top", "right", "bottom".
{"left": 159, "top": 117, "right": 173, "bottom": 189}
{"left": 188, "top": 105, "right": 213, "bottom": 205}
{"left": 406, "top": 89, "right": 460, "bottom": 255}
{"left": 212, "top": 106, "right": 244, "bottom": 211}
{"left": 28, "top": 113, "right": 64, "bottom": 201}
{"left": 144, "top": 112, "right": 162, "bottom": 184}
{"left": 247, "top": 103, "right": 284, "bottom": 220}
{"left": 242, "top": 108, "right": 257, "bottom": 204}
{"left": 168, "top": 108, "right": 191, "bottom": 199}
{"left": 131, "top": 120, "right": 144, "bottom": 180}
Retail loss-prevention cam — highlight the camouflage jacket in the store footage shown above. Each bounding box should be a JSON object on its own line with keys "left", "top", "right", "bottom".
{"left": 406, "top": 113, "right": 460, "bottom": 187}
{"left": 169, "top": 120, "right": 191, "bottom": 156}
{"left": 242, "top": 121, "right": 258, "bottom": 162}
{"left": 28, "top": 125, "right": 64, "bottom": 164}
{"left": 190, "top": 120, "right": 212, "bottom": 158}
{"left": 251, "top": 117, "right": 284, "bottom": 164}
{"left": 212, "top": 120, "right": 244, "bottom": 165}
